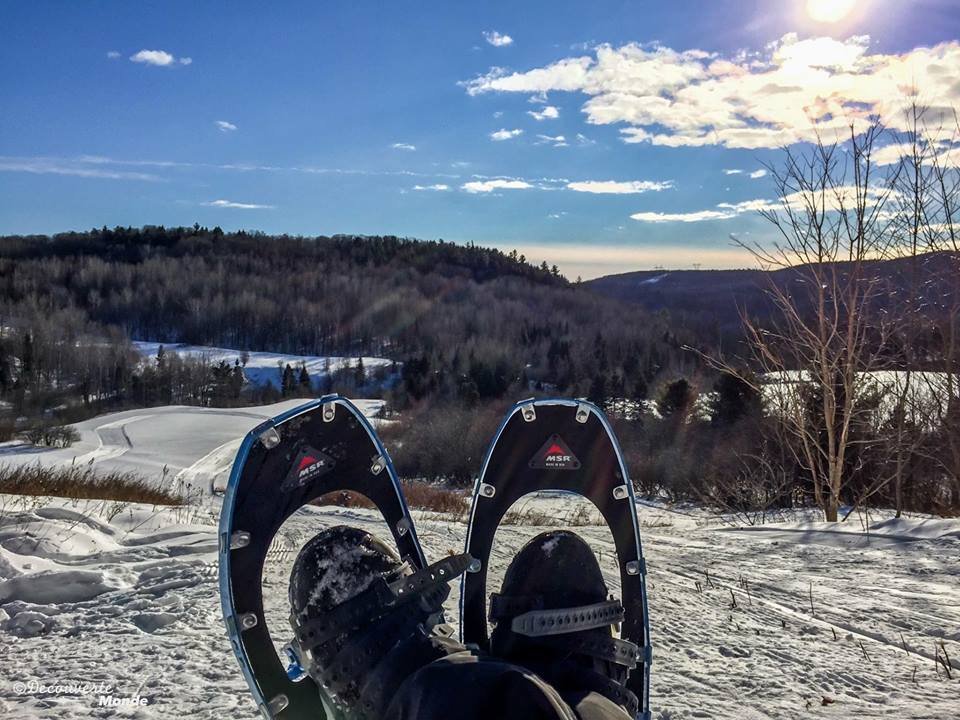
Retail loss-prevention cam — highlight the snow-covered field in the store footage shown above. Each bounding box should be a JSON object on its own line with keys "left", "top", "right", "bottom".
{"left": 1, "top": 402, "right": 958, "bottom": 719}
{"left": 132, "top": 341, "right": 394, "bottom": 390}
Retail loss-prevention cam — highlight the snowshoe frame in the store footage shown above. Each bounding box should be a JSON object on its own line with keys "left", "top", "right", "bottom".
{"left": 218, "top": 395, "right": 426, "bottom": 720}
{"left": 460, "top": 398, "right": 651, "bottom": 719}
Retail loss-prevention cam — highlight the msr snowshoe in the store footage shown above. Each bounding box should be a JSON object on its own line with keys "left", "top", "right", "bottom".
{"left": 287, "top": 526, "right": 473, "bottom": 720}
{"left": 219, "top": 395, "right": 436, "bottom": 720}
{"left": 461, "top": 399, "right": 651, "bottom": 719}
{"left": 489, "top": 530, "right": 639, "bottom": 717}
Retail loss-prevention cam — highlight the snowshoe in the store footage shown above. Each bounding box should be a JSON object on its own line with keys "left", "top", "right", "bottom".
{"left": 489, "top": 530, "right": 639, "bottom": 716}
{"left": 461, "top": 398, "right": 651, "bottom": 719}
{"left": 219, "top": 395, "right": 431, "bottom": 720}
{"left": 287, "top": 526, "right": 473, "bottom": 720}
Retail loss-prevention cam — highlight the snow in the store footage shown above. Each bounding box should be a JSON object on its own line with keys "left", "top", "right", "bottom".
{"left": 0, "top": 399, "right": 386, "bottom": 499}
{"left": 132, "top": 341, "right": 394, "bottom": 390}
{"left": 0, "top": 403, "right": 958, "bottom": 718}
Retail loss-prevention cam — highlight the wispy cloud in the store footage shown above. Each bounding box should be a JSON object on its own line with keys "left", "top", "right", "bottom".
{"left": 630, "top": 209, "right": 736, "bottom": 223}
{"left": 391, "top": 142, "right": 417, "bottom": 151}
{"left": 527, "top": 105, "right": 559, "bottom": 121}
{"left": 413, "top": 184, "right": 450, "bottom": 191}
{"left": 106, "top": 51, "right": 121, "bottom": 59}
{"left": 536, "top": 134, "right": 567, "bottom": 147}
{"left": 483, "top": 31, "right": 513, "bottom": 47}
{"left": 0, "top": 155, "right": 161, "bottom": 181}
{"left": 568, "top": 180, "right": 673, "bottom": 194}
{"left": 462, "top": 179, "right": 532, "bottom": 193}
{"left": 490, "top": 128, "right": 523, "bottom": 141}
{"left": 202, "top": 199, "right": 275, "bottom": 209}
{"left": 630, "top": 194, "right": 788, "bottom": 223}
{"left": 723, "top": 169, "right": 743, "bottom": 175}
{"left": 462, "top": 35, "right": 960, "bottom": 150}
{"left": 130, "top": 49, "right": 191, "bottom": 67}
{"left": 215, "top": 120, "right": 238, "bottom": 132}
{"left": 749, "top": 169, "right": 768, "bottom": 179}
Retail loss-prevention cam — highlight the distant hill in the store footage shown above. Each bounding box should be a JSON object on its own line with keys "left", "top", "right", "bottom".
{"left": 586, "top": 252, "right": 958, "bottom": 346}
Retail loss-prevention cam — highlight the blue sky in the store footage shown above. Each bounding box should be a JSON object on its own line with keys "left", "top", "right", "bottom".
{"left": 2, "top": 1, "right": 959, "bottom": 278}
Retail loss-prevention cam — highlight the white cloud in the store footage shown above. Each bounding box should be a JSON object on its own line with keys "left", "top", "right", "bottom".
{"left": 749, "top": 169, "right": 768, "bottom": 179}
{"left": 548, "top": 211, "right": 568, "bottom": 219}
{"left": 462, "top": 179, "right": 532, "bottom": 193}
{"left": 107, "top": 51, "right": 121, "bottom": 59}
{"left": 215, "top": 120, "right": 238, "bottom": 132}
{"left": 631, "top": 209, "right": 736, "bottom": 223}
{"left": 493, "top": 111, "right": 504, "bottom": 118}
{"left": 391, "top": 142, "right": 417, "bottom": 151}
{"left": 130, "top": 49, "right": 191, "bottom": 67}
{"left": 527, "top": 105, "right": 560, "bottom": 121}
{"left": 568, "top": 179, "right": 673, "bottom": 194}
{"left": 462, "top": 35, "right": 960, "bottom": 150}
{"left": 575, "top": 133, "right": 595, "bottom": 146}
{"left": 490, "top": 128, "right": 523, "bottom": 141}
{"left": 413, "top": 184, "right": 450, "bottom": 191}
{"left": 724, "top": 169, "right": 743, "bottom": 175}
{"left": 0, "top": 155, "right": 160, "bottom": 181}
{"left": 483, "top": 31, "right": 513, "bottom": 47}
{"left": 203, "top": 199, "right": 275, "bottom": 209}
{"left": 536, "top": 134, "right": 567, "bottom": 147}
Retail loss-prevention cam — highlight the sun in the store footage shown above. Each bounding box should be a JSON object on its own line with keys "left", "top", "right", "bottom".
{"left": 806, "top": 0, "right": 858, "bottom": 23}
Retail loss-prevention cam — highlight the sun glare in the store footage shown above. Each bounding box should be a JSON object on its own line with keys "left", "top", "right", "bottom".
{"left": 807, "top": 0, "right": 858, "bottom": 23}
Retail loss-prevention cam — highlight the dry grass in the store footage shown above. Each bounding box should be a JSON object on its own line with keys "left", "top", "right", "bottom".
{"left": 313, "top": 481, "right": 469, "bottom": 516}
{"left": 501, "top": 502, "right": 603, "bottom": 527}
{"left": 0, "top": 462, "right": 186, "bottom": 505}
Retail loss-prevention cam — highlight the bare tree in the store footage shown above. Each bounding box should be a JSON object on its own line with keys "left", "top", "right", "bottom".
{"left": 725, "top": 125, "right": 898, "bottom": 521}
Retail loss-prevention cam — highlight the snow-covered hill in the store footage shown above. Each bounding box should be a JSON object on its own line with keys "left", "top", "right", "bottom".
{"left": 0, "top": 399, "right": 386, "bottom": 501}
{"left": 1, "top": 402, "right": 958, "bottom": 719}
{"left": 133, "top": 341, "right": 394, "bottom": 390}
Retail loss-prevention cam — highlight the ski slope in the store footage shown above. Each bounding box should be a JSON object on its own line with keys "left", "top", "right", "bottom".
{"left": 0, "top": 402, "right": 958, "bottom": 719}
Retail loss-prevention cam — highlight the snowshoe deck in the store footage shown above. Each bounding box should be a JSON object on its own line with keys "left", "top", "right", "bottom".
{"left": 461, "top": 398, "right": 651, "bottom": 719}
{"left": 218, "top": 395, "right": 425, "bottom": 720}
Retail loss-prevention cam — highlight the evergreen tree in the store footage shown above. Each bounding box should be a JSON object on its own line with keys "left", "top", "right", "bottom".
{"left": 354, "top": 357, "right": 366, "bottom": 388}
{"left": 281, "top": 363, "right": 295, "bottom": 397}
{"left": 298, "top": 363, "right": 312, "bottom": 394}
{"left": 658, "top": 378, "right": 692, "bottom": 416}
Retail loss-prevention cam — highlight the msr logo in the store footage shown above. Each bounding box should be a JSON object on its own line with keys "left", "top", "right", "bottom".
{"left": 529, "top": 435, "right": 581, "bottom": 471}
{"left": 282, "top": 445, "right": 335, "bottom": 491}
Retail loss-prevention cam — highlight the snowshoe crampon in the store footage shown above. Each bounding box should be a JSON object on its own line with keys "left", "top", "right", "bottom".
{"left": 461, "top": 398, "right": 651, "bottom": 719}
{"left": 218, "top": 395, "right": 426, "bottom": 720}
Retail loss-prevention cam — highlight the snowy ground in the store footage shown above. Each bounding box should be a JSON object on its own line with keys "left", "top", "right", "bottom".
{"left": 1, "top": 403, "right": 958, "bottom": 719}
{"left": 132, "top": 341, "right": 394, "bottom": 391}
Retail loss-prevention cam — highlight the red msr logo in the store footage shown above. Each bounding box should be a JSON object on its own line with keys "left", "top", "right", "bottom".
{"left": 298, "top": 455, "right": 320, "bottom": 476}
{"left": 530, "top": 435, "right": 580, "bottom": 470}
{"left": 544, "top": 443, "right": 572, "bottom": 463}
{"left": 282, "top": 445, "right": 335, "bottom": 491}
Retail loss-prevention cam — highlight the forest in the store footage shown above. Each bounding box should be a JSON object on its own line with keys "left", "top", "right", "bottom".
{"left": 0, "top": 225, "right": 694, "bottom": 439}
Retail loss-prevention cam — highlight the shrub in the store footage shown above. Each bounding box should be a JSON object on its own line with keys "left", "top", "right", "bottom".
{"left": 20, "top": 423, "right": 81, "bottom": 448}
{"left": 0, "top": 462, "right": 185, "bottom": 505}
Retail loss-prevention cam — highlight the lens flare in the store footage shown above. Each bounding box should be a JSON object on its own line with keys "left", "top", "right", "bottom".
{"left": 806, "top": 0, "right": 858, "bottom": 23}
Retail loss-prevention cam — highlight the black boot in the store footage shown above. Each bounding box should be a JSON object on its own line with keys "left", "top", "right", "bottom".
{"left": 489, "top": 530, "right": 640, "bottom": 716}
{"left": 288, "top": 526, "right": 472, "bottom": 719}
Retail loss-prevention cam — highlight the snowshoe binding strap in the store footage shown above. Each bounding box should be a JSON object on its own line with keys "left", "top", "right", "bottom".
{"left": 509, "top": 599, "right": 626, "bottom": 637}
{"left": 536, "top": 634, "right": 642, "bottom": 670}
{"left": 294, "top": 553, "right": 474, "bottom": 651}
